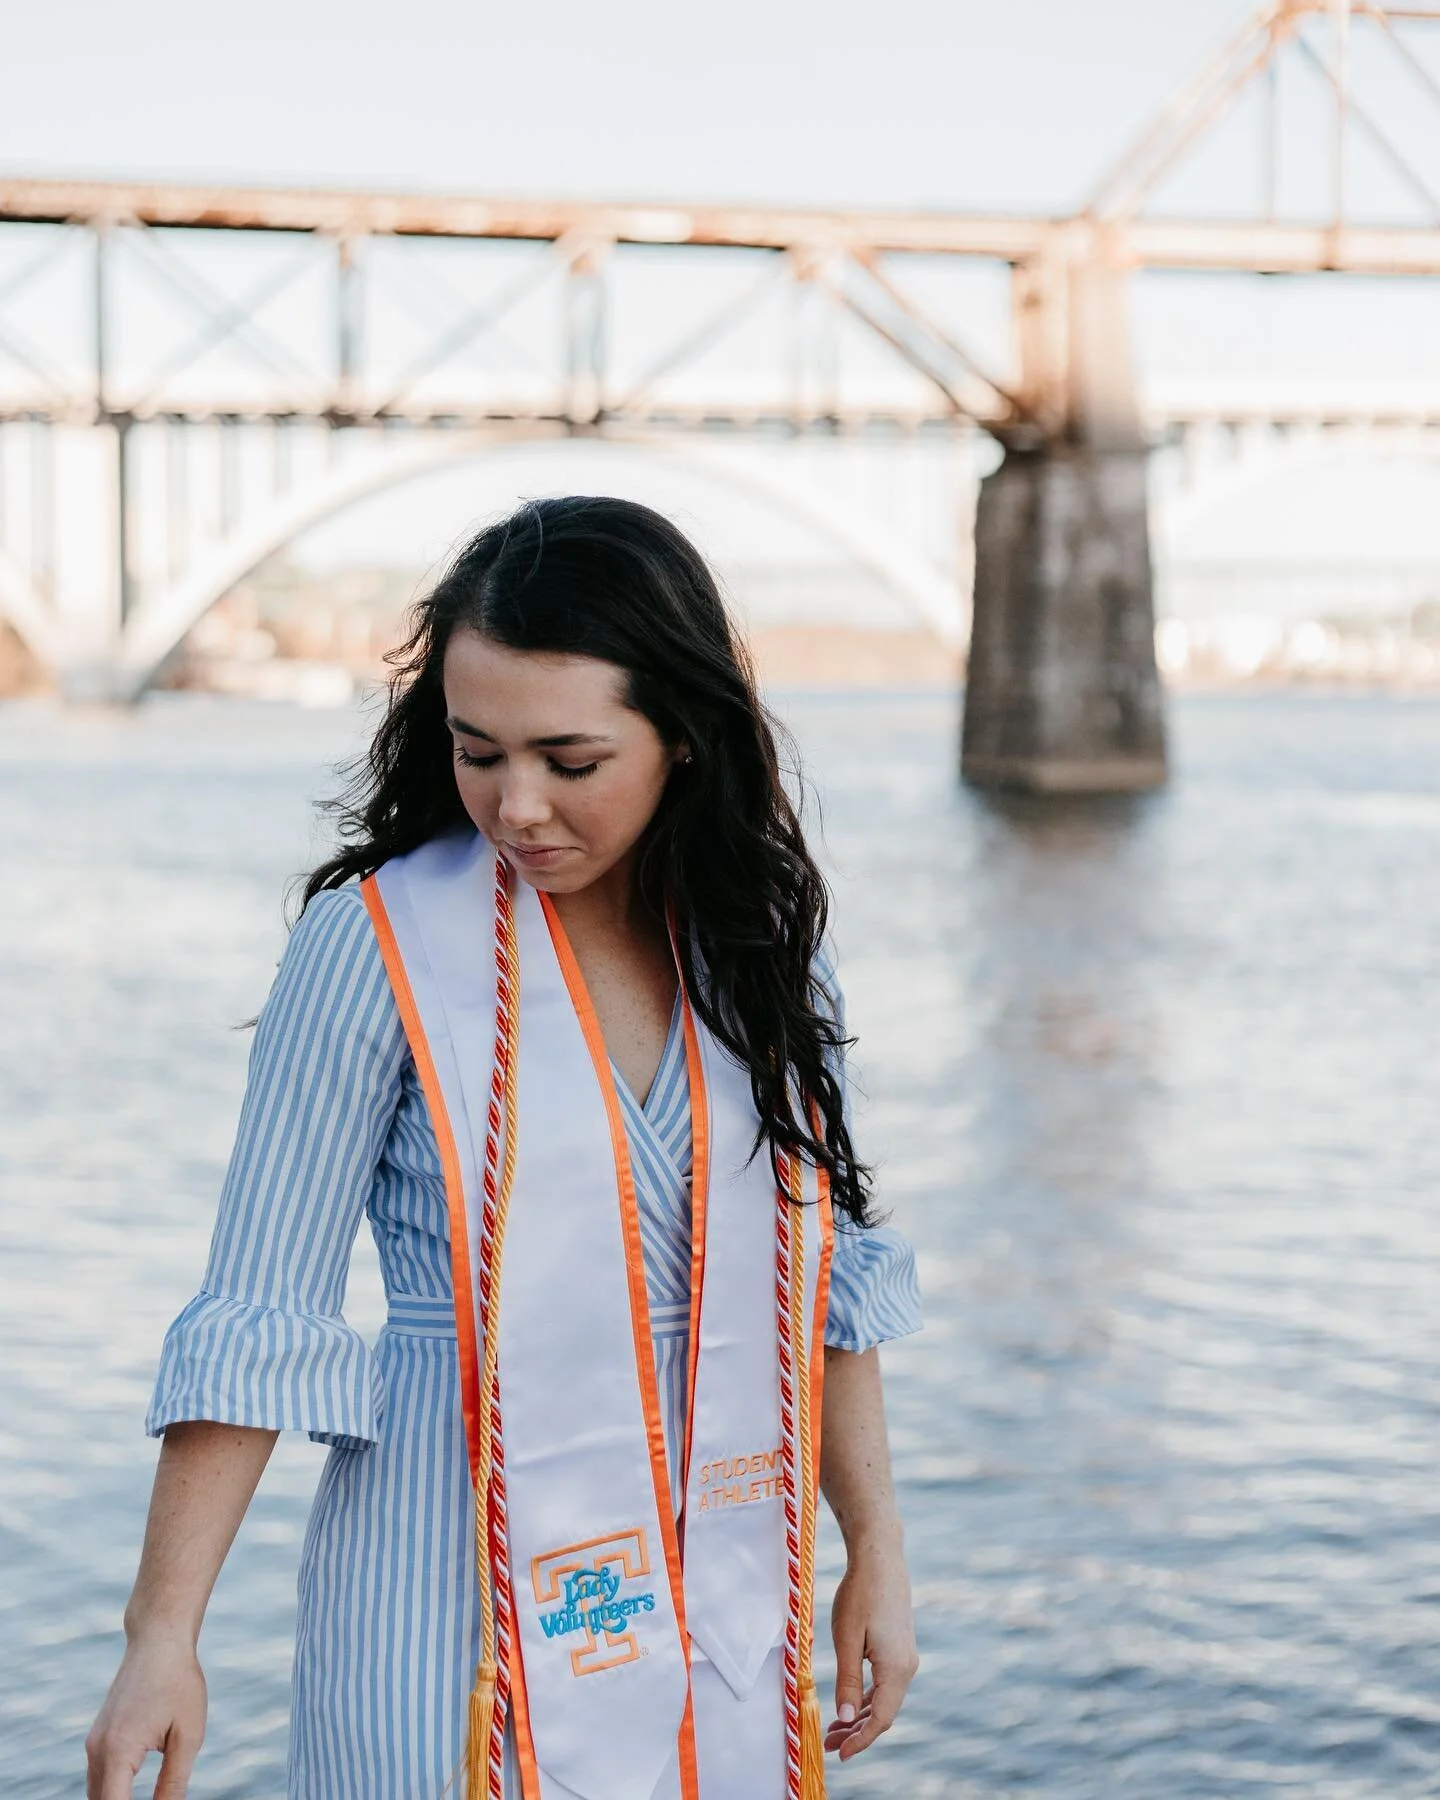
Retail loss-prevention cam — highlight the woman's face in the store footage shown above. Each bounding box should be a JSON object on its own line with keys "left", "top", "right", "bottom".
{"left": 442, "top": 628, "right": 683, "bottom": 895}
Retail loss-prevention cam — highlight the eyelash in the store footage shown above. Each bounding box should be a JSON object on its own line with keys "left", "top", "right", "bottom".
{"left": 455, "top": 747, "right": 600, "bottom": 781}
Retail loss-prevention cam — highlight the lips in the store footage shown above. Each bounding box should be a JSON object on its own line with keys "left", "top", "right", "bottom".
{"left": 502, "top": 842, "right": 570, "bottom": 866}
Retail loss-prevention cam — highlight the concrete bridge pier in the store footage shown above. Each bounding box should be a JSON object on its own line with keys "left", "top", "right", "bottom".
{"left": 12, "top": 420, "right": 137, "bottom": 705}
{"left": 961, "top": 260, "right": 1167, "bottom": 793}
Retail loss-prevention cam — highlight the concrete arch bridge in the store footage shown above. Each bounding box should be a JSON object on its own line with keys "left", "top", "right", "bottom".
{"left": 0, "top": 422, "right": 974, "bottom": 703}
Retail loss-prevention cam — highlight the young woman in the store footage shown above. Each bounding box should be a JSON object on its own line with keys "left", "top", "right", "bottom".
{"left": 87, "top": 496, "right": 921, "bottom": 1800}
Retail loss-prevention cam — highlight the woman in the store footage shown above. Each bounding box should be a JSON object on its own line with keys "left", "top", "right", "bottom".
{"left": 88, "top": 496, "right": 921, "bottom": 1800}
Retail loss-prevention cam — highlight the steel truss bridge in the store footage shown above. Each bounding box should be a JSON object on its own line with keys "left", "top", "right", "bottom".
{"left": 1, "top": 0, "right": 1439, "bottom": 786}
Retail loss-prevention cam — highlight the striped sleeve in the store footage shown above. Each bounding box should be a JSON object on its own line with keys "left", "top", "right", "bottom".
{"left": 146, "top": 884, "right": 405, "bottom": 1449}
{"left": 812, "top": 937, "right": 923, "bottom": 1353}
{"left": 825, "top": 1221, "right": 923, "bottom": 1352}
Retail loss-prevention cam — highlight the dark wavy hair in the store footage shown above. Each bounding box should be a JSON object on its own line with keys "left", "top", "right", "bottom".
{"left": 303, "top": 494, "right": 872, "bottom": 1226}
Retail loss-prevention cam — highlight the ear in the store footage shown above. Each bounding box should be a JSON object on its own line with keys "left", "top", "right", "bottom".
{"left": 672, "top": 742, "right": 694, "bottom": 767}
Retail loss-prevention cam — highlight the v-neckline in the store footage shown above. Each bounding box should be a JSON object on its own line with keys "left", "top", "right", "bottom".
{"left": 609, "top": 988, "right": 686, "bottom": 1118}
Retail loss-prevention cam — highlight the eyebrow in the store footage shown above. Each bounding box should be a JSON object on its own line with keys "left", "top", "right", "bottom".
{"left": 446, "top": 715, "right": 616, "bottom": 749}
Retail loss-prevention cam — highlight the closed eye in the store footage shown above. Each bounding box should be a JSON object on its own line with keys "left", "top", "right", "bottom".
{"left": 455, "top": 745, "right": 600, "bottom": 781}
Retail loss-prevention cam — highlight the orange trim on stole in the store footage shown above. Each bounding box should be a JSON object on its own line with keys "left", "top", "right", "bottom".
{"left": 360, "top": 876, "right": 484, "bottom": 1490}
{"left": 677, "top": 984, "right": 710, "bottom": 1505}
{"left": 808, "top": 1164, "right": 835, "bottom": 1500}
{"left": 539, "top": 892, "right": 701, "bottom": 1800}
{"left": 504, "top": 1605, "right": 542, "bottom": 1800}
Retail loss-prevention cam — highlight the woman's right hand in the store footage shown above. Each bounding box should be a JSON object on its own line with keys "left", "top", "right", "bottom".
{"left": 86, "top": 1632, "right": 207, "bottom": 1800}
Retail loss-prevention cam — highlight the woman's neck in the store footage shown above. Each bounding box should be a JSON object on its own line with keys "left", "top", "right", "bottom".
{"left": 547, "top": 852, "right": 657, "bottom": 947}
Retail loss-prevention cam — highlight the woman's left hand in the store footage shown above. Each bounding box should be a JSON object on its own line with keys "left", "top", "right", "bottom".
{"left": 825, "top": 1527, "right": 919, "bottom": 1761}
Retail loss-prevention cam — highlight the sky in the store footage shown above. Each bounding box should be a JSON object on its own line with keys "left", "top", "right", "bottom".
{"left": 1, "top": 1, "right": 1255, "bottom": 215}
{"left": 5, "top": 0, "right": 1440, "bottom": 605}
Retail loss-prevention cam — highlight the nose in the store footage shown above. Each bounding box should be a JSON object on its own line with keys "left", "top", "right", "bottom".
{"left": 496, "top": 767, "right": 552, "bottom": 831}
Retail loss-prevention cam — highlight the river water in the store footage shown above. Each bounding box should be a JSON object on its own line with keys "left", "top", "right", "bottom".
{"left": 1, "top": 689, "right": 1438, "bottom": 1799}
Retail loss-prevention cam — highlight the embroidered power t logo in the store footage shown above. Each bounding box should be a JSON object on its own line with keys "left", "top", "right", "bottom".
{"left": 531, "top": 1529, "right": 657, "bottom": 1676}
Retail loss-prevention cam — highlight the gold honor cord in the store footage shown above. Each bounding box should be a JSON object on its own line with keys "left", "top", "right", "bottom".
{"left": 787, "top": 1154, "right": 826, "bottom": 1800}
{"left": 467, "top": 868, "right": 522, "bottom": 1800}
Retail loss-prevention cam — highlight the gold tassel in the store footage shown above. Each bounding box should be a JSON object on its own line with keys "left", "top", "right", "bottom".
{"left": 465, "top": 1659, "right": 497, "bottom": 1799}
{"left": 798, "top": 1669, "right": 827, "bottom": 1800}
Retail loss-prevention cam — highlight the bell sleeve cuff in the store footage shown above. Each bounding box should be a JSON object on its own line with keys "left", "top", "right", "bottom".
{"left": 824, "top": 1223, "right": 923, "bottom": 1353}
{"left": 145, "top": 1289, "right": 383, "bottom": 1450}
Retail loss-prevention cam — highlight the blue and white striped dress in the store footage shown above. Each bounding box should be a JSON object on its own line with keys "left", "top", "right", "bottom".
{"left": 147, "top": 883, "right": 922, "bottom": 1800}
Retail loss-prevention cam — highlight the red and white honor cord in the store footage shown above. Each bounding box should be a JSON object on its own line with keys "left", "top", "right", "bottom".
{"left": 474, "top": 855, "right": 522, "bottom": 1799}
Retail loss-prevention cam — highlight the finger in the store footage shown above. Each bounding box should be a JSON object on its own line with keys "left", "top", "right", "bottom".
{"left": 868, "top": 1667, "right": 909, "bottom": 1734}
{"left": 825, "top": 1676, "right": 877, "bottom": 1743}
{"left": 152, "top": 1731, "right": 200, "bottom": 1800}
{"left": 830, "top": 1620, "right": 866, "bottom": 1730}
{"left": 92, "top": 1742, "right": 142, "bottom": 1800}
{"left": 837, "top": 1709, "right": 888, "bottom": 1760}
{"left": 824, "top": 1709, "right": 871, "bottom": 1750}
{"left": 825, "top": 1686, "right": 876, "bottom": 1748}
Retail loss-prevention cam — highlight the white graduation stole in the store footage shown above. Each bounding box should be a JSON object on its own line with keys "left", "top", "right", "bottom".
{"left": 362, "top": 830, "right": 832, "bottom": 1800}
